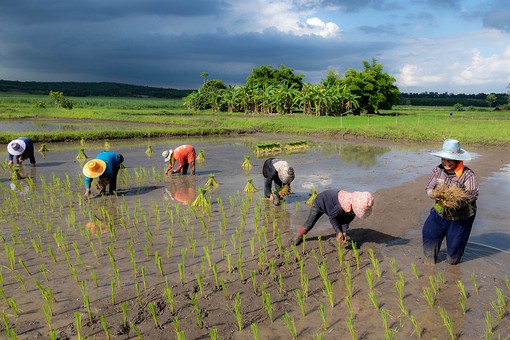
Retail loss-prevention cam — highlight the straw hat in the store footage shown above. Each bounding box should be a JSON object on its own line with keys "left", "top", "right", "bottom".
{"left": 162, "top": 149, "right": 173, "bottom": 162}
{"left": 7, "top": 139, "right": 26, "bottom": 156}
{"left": 431, "top": 139, "right": 471, "bottom": 161}
{"left": 338, "top": 190, "right": 374, "bottom": 219}
{"left": 83, "top": 159, "right": 107, "bottom": 178}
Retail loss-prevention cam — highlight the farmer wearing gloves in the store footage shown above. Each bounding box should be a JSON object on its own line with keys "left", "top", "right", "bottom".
{"left": 422, "top": 139, "right": 478, "bottom": 265}
{"left": 294, "top": 189, "right": 374, "bottom": 245}
{"left": 162, "top": 144, "right": 196, "bottom": 175}
{"left": 83, "top": 151, "right": 124, "bottom": 197}
{"left": 7, "top": 137, "right": 36, "bottom": 167}
{"left": 262, "top": 158, "right": 295, "bottom": 206}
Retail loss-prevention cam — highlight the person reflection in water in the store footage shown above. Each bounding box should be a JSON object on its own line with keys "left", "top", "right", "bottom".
{"left": 164, "top": 176, "right": 196, "bottom": 205}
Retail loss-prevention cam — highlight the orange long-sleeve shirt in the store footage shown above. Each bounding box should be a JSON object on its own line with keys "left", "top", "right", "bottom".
{"left": 166, "top": 144, "right": 196, "bottom": 173}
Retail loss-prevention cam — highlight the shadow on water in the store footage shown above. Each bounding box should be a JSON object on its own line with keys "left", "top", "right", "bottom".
{"left": 115, "top": 185, "right": 164, "bottom": 197}
{"left": 310, "top": 228, "right": 410, "bottom": 249}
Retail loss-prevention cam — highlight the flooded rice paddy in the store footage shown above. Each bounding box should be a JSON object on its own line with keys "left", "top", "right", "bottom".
{"left": 0, "top": 134, "right": 509, "bottom": 339}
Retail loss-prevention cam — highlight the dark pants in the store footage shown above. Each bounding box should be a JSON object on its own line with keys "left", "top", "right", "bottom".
{"left": 180, "top": 161, "right": 195, "bottom": 175}
{"left": 109, "top": 165, "right": 121, "bottom": 194}
{"left": 422, "top": 208, "right": 475, "bottom": 264}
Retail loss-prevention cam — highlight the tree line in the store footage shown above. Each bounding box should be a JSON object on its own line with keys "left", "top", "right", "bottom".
{"left": 0, "top": 80, "right": 192, "bottom": 99}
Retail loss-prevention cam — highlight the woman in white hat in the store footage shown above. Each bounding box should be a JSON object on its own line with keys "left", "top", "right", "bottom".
{"left": 262, "top": 158, "right": 295, "bottom": 206}
{"left": 7, "top": 137, "right": 36, "bottom": 167}
{"left": 422, "top": 139, "right": 479, "bottom": 265}
{"left": 162, "top": 144, "right": 196, "bottom": 175}
{"left": 293, "top": 189, "right": 374, "bottom": 245}
{"left": 83, "top": 151, "right": 124, "bottom": 196}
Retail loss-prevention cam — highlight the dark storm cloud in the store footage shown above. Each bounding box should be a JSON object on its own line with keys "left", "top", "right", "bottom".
{"left": 0, "top": 0, "right": 228, "bottom": 25}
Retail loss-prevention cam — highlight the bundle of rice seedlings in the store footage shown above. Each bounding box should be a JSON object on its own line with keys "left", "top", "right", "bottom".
{"left": 192, "top": 188, "right": 210, "bottom": 208}
{"left": 306, "top": 189, "right": 318, "bottom": 206}
{"left": 254, "top": 143, "right": 282, "bottom": 155}
{"left": 104, "top": 140, "right": 111, "bottom": 150}
{"left": 76, "top": 148, "right": 88, "bottom": 160}
{"left": 276, "top": 184, "right": 291, "bottom": 198}
{"left": 145, "top": 145, "right": 154, "bottom": 157}
{"left": 80, "top": 137, "right": 86, "bottom": 146}
{"left": 10, "top": 166, "right": 22, "bottom": 180}
{"left": 38, "top": 144, "right": 48, "bottom": 152}
{"left": 241, "top": 155, "right": 252, "bottom": 170}
{"left": 196, "top": 150, "right": 206, "bottom": 162}
{"left": 205, "top": 174, "right": 219, "bottom": 187}
{"left": 244, "top": 178, "right": 257, "bottom": 193}
{"left": 432, "top": 184, "right": 468, "bottom": 212}
{"left": 285, "top": 140, "right": 309, "bottom": 150}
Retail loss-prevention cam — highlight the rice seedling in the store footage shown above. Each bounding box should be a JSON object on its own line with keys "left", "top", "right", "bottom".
{"left": 352, "top": 241, "right": 361, "bottom": 271}
{"left": 15, "top": 273, "right": 27, "bottom": 292}
{"left": 459, "top": 296, "right": 467, "bottom": 314}
{"left": 429, "top": 275, "right": 439, "bottom": 295}
{"left": 319, "top": 303, "right": 327, "bottom": 330}
{"left": 250, "top": 270, "right": 257, "bottom": 294}
{"left": 472, "top": 272, "right": 479, "bottom": 295}
{"left": 126, "top": 322, "right": 142, "bottom": 340}
{"left": 457, "top": 279, "right": 467, "bottom": 300}
{"left": 147, "top": 302, "right": 160, "bottom": 328}
{"left": 422, "top": 287, "right": 435, "bottom": 307}
{"left": 345, "top": 273, "right": 354, "bottom": 297}
{"left": 43, "top": 303, "right": 53, "bottom": 332}
{"left": 178, "top": 263, "right": 185, "bottom": 285}
{"left": 18, "top": 258, "right": 31, "bottom": 276}
{"left": 237, "top": 258, "right": 245, "bottom": 281}
{"left": 485, "top": 310, "right": 493, "bottom": 337}
{"left": 366, "top": 268, "right": 374, "bottom": 291}
{"left": 410, "top": 315, "right": 421, "bottom": 338}
{"left": 438, "top": 306, "right": 454, "bottom": 339}
{"left": 121, "top": 301, "right": 129, "bottom": 328}
{"left": 369, "top": 291, "right": 379, "bottom": 311}
{"left": 75, "top": 312, "right": 82, "bottom": 340}
{"left": 135, "top": 283, "right": 142, "bottom": 306}
{"left": 279, "top": 274, "right": 284, "bottom": 295}
{"left": 389, "top": 258, "right": 397, "bottom": 274}
{"left": 324, "top": 279, "right": 334, "bottom": 307}
{"left": 295, "top": 290, "right": 306, "bottom": 316}
{"left": 100, "top": 315, "right": 111, "bottom": 340}
{"left": 283, "top": 312, "right": 297, "bottom": 339}
{"left": 262, "top": 290, "right": 274, "bottom": 322}
{"left": 490, "top": 288, "right": 506, "bottom": 319}
{"left": 233, "top": 292, "right": 243, "bottom": 330}
{"left": 313, "top": 333, "right": 323, "bottom": 340}
{"left": 345, "top": 295, "right": 355, "bottom": 319}
{"left": 209, "top": 328, "right": 218, "bottom": 340}
{"left": 504, "top": 276, "right": 510, "bottom": 291}
{"left": 411, "top": 262, "right": 419, "bottom": 279}
{"left": 251, "top": 323, "right": 260, "bottom": 340}
{"left": 205, "top": 174, "right": 219, "bottom": 187}
{"left": 145, "top": 144, "right": 154, "bottom": 157}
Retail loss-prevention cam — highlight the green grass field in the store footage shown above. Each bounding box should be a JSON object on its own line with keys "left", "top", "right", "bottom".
{"left": 1, "top": 93, "right": 510, "bottom": 146}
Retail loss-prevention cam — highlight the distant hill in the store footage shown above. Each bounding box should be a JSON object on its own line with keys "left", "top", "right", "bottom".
{"left": 0, "top": 80, "right": 194, "bottom": 99}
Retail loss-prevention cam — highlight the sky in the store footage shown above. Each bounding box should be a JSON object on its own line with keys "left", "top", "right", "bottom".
{"left": 1, "top": 0, "right": 510, "bottom": 94}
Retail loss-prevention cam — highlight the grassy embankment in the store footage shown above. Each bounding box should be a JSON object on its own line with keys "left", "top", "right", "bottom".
{"left": 1, "top": 93, "right": 510, "bottom": 146}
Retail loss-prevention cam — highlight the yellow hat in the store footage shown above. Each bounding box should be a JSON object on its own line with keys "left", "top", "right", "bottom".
{"left": 83, "top": 159, "right": 107, "bottom": 178}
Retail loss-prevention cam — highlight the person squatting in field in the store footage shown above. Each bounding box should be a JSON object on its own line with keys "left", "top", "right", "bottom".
{"left": 294, "top": 189, "right": 374, "bottom": 245}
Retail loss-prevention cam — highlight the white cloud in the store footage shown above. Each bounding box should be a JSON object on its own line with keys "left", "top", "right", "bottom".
{"left": 397, "top": 64, "right": 444, "bottom": 87}
{"left": 453, "top": 47, "right": 510, "bottom": 86}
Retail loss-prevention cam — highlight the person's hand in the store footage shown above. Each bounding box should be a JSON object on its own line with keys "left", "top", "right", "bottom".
{"left": 336, "top": 232, "right": 348, "bottom": 243}
{"left": 7, "top": 160, "right": 13, "bottom": 168}
{"left": 83, "top": 189, "right": 91, "bottom": 197}
{"left": 268, "top": 194, "right": 274, "bottom": 202}
{"left": 165, "top": 169, "right": 170, "bottom": 175}
{"left": 172, "top": 170, "right": 179, "bottom": 174}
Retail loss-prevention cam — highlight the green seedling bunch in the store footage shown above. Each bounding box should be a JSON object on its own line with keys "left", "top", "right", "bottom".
{"left": 283, "top": 312, "right": 297, "bottom": 339}
{"left": 319, "top": 303, "right": 327, "bottom": 330}
{"left": 233, "top": 292, "right": 243, "bottom": 331}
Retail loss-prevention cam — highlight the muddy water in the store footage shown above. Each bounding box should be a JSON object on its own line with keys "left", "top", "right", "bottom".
{"left": 1, "top": 134, "right": 510, "bottom": 339}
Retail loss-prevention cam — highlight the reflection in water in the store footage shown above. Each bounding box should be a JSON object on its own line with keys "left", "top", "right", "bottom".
{"left": 164, "top": 176, "right": 197, "bottom": 205}
{"left": 86, "top": 196, "right": 119, "bottom": 236}
{"left": 339, "top": 144, "right": 391, "bottom": 169}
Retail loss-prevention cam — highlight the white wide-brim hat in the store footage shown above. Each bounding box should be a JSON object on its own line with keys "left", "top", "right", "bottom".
{"left": 83, "top": 159, "right": 107, "bottom": 178}
{"left": 430, "top": 139, "right": 471, "bottom": 161}
{"left": 162, "top": 149, "right": 173, "bottom": 162}
{"left": 7, "top": 139, "right": 26, "bottom": 156}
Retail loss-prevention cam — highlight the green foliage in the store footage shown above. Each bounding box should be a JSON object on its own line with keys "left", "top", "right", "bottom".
{"left": 49, "top": 91, "right": 73, "bottom": 109}
{"left": 33, "top": 100, "right": 46, "bottom": 108}
{"left": 245, "top": 64, "right": 304, "bottom": 90}
{"left": 453, "top": 103, "right": 464, "bottom": 111}
{"left": 343, "top": 58, "right": 400, "bottom": 115}
{"left": 184, "top": 79, "right": 227, "bottom": 111}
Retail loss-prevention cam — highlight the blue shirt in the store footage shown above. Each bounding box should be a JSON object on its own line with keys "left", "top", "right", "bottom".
{"left": 84, "top": 151, "right": 122, "bottom": 188}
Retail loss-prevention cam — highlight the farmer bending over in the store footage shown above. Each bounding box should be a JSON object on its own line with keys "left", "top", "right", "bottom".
{"left": 83, "top": 151, "right": 124, "bottom": 197}
{"left": 7, "top": 137, "right": 36, "bottom": 167}
{"left": 163, "top": 144, "right": 196, "bottom": 175}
